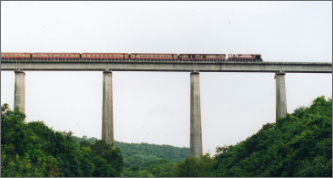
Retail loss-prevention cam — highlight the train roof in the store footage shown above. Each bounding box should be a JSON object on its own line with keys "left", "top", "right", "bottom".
{"left": 130, "top": 53, "right": 177, "bottom": 54}
{"left": 32, "top": 52, "right": 81, "bottom": 53}
{"left": 1, "top": 52, "right": 31, "bottom": 53}
{"left": 82, "top": 52, "right": 129, "bottom": 54}
{"left": 179, "top": 53, "right": 226, "bottom": 55}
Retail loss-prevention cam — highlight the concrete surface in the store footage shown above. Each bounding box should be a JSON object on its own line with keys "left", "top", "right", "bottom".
{"left": 14, "top": 70, "right": 26, "bottom": 121}
{"left": 275, "top": 72, "right": 287, "bottom": 120}
{"left": 102, "top": 70, "right": 114, "bottom": 145}
{"left": 1, "top": 60, "right": 332, "bottom": 73}
{"left": 190, "top": 71, "right": 203, "bottom": 158}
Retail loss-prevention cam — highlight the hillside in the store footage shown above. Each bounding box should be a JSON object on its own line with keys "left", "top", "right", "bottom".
{"left": 72, "top": 136, "right": 190, "bottom": 167}
{"left": 2, "top": 96, "right": 331, "bottom": 177}
{"left": 209, "top": 96, "right": 332, "bottom": 177}
{"left": 1, "top": 104, "right": 124, "bottom": 177}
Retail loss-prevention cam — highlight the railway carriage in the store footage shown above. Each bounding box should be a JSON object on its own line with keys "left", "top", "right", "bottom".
{"left": 1, "top": 52, "right": 31, "bottom": 59}
{"left": 81, "top": 53, "right": 129, "bottom": 60}
{"left": 179, "top": 54, "right": 226, "bottom": 61}
{"left": 32, "top": 53, "right": 80, "bottom": 60}
{"left": 130, "top": 53, "right": 178, "bottom": 61}
{"left": 227, "top": 54, "right": 262, "bottom": 62}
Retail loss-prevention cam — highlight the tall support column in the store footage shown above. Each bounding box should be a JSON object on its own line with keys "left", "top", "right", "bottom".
{"left": 102, "top": 70, "right": 114, "bottom": 145}
{"left": 275, "top": 72, "right": 287, "bottom": 120}
{"left": 14, "top": 70, "right": 26, "bottom": 119}
{"left": 190, "top": 71, "right": 203, "bottom": 157}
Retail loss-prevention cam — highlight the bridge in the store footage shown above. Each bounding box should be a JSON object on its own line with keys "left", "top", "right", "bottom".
{"left": 1, "top": 60, "right": 332, "bottom": 157}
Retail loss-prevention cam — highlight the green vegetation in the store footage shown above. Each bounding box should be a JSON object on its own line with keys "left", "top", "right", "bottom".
{"left": 73, "top": 136, "right": 190, "bottom": 168}
{"left": 73, "top": 136, "right": 190, "bottom": 176}
{"left": 2, "top": 96, "right": 331, "bottom": 177}
{"left": 1, "top": 104, "right": 124, "bottom": 177}
{"left": 172, "top": 96, "right": 332, "bottom": 177}
{"left": 210, "top": 96, "right": 332, "bottom": 177}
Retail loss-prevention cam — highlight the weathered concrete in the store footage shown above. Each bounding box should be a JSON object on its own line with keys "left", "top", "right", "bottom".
{"left": 275, "top": 72, "right": 287, "bottom": 120}
{"left": 102, "top": 70, "right": 114, "bottom": 145}
{"left": 190, "top": 71, "right": 203, "bottom": 158}
{"left": 1, "top": 60, "right": 332, "bottom": 73}
{"left": 14, "top": 70, "right": 26, "bottom": 120}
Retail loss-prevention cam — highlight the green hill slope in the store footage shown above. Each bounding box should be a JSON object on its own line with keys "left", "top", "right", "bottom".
{"left": 72, "top": 136, "right": 190, "bottom": 168}
{"left": 1, "top": 104, "right": 124, "bottom": 177}
{"left": 209, "top": 96, "right": 332, "bottom": 177}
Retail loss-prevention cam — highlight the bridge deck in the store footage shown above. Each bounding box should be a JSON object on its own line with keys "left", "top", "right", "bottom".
{"left": 1, "top": 60, "right": 332, "bottom": 73}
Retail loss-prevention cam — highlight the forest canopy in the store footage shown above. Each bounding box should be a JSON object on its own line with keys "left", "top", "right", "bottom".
{"left": 1, "top": 104, "right": 123, "bottom": 177}
{"left": 1, "top": 96, "right": 332, "bottom": 177}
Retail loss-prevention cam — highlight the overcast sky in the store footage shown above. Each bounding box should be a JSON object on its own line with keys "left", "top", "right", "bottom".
{"left": 1, "top": 1, "right": 332, "bottom": 155}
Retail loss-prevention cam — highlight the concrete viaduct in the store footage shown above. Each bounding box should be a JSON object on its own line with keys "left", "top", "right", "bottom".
{"left": 1, "top": 60, "right": 332, "bottom": 158}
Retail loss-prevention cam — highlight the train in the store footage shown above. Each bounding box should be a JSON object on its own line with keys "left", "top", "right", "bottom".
{"left": 1, "top": 52, "right": 263, "bottom": 62}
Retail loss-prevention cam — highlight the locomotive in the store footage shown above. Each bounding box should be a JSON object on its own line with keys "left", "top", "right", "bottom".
{"left": 1, "top": 52, "right": 263, "bottom": 62}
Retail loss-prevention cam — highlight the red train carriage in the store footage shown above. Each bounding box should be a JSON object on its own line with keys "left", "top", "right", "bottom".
{"left": 130, "top": 53, "right": 178, "bottom": 61}
{"left": 179, "top": 54, "right": 226, "bottom": 61}
{"left": 227, "top": 54, "right": 263, "bottom": 62}
{"left": 81, "top": 53, "right": 129, "bottom": 60}
{"left": 1, "top": 52, "right": 31, "bottom": 59}
{"left": 32, "top": 53, "right": 80, "bottom": 60}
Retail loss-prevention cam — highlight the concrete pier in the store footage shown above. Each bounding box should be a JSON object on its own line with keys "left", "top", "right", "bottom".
{"left": 190, "top": 71, "right": 203, "bottom": 157}
{"left": 275, "top": 72, "right": 287, "bottom": 120}
{"left": 102, "top": 70, "right": 114, "bottom": 145}
{"left": 14, "top": 70, "right": 26, "bottom": 118}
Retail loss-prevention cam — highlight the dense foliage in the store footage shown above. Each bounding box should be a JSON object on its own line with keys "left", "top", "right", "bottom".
{"left": 73, "top": 136, "right": 190, "bottom": 176}
{"left": 121, "top": 158, "right": 178, "bottom": 177}
{"left": 173, "top": 154, "right": 216, "bottom": 177}
{"left": 2, "top": 96, "right": 331, "bottom": 177}
{"left": 1, "top": 104, "right": 124, "bottom": 177}
{"left": 210, "top": 96, "right": 332, "bottom": 177}
{"left": 73, "top": 136, "right": 190, "bottom": 168}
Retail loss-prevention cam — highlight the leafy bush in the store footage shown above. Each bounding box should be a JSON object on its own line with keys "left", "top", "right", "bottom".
{"left": 1, "top": 103, "right": 123, "bottom": 177}
{"left": 211, "top": 96, "right": 332, "bottom": 177}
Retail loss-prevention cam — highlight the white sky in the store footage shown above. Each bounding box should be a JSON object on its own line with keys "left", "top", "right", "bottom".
{"left": 1, "top": 1, "right": 332, "bottom": 154}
